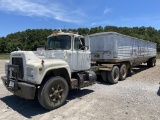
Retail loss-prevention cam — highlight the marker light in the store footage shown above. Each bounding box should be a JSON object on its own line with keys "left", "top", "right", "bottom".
{"left": 39, "top": 67, "right": 42, "bottom": 71}
{"left": 41, "top": 60, "right": 44, "bottom": 64}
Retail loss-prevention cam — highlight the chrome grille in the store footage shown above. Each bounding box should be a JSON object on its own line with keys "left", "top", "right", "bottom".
{"left": 12, "top": 58, "right": 24, "bottom": 79}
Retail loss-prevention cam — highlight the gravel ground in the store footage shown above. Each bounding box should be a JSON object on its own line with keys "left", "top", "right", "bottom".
{"left": 0, "top": 59, "right": 160, "bottom": 120}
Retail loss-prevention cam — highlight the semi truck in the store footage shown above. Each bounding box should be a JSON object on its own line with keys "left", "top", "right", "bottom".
{"left": 1, "top": 31, "right": 157, "bottom": 110}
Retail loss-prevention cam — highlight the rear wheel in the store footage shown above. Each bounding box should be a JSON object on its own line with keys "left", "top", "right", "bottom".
{"left": 147, "top": 61, "right": 150, "bottom": 67}
{"left": 101, "top": 71, "right": 108, "bottom": 82}
{"left": 119, "top": 64, "right": 127, "bottom": 80}
{"left": 38, "top": 76, "right": 69, "bottom": 110}
{"left": 108, "top": 66, "right": 119, "bottom": 84}
{"left": 147, "top": 58, "right": 156, "bottom": 67}
{"left": 152, "top": 58, "right": 156, "bottom": 66}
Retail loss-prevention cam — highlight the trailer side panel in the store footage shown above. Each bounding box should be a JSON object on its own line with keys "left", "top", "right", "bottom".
{"left": 89, "top": 32, "right": 157, "bottom": 63}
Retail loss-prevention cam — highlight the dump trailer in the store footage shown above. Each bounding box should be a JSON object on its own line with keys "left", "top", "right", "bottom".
{"left": 1, "top": 31, "right": 156, "bottom": 110}
{"left": 88, "top": 32, "right": 157, "bottom": 84}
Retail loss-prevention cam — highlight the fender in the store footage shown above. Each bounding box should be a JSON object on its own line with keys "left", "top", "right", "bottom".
{"left": 39, "top": 59, "right": 71, "bottom": 84}
{"left": 26, "top": 59, "right": 71, "bottom": 85}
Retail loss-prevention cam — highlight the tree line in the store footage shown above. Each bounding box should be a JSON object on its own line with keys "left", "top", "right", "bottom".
{"left": 0, "top": 26, "right": 160, "bottom": 53}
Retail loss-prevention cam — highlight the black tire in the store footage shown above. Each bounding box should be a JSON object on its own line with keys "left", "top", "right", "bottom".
{"left": 108, "top": 66, "right": 119, "bottom": 84}
{"left": 150, "top": 59, "right": 154, "bottom": 67}
{"left": 119, "top": 64, "right": 127, "bottom": 80}
{"left": 147, "top": 60, "right": 151, "bottom": 67}
{"left": 38, "top": 76, "right": 69, "bottom": 110}
{"left": 147, "top": 58, "right": 156, "bottom": 67}
{"left": 87, "top": 71, "right": 97, "bottom": 84}
{"left": 101, "top": 71, "right": 108, "bottom": 82}
{"left": 152, "top": 58, "right": 156, "bottom": 67}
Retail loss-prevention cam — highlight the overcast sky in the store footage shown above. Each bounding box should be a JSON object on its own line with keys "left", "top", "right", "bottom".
{"left": 0, "top": 0, "right": 160, "bottom": 37}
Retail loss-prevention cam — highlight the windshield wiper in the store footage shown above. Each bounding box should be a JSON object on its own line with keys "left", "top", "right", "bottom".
{"left": 54, "top": 48, "right": 62, "bottom": 50}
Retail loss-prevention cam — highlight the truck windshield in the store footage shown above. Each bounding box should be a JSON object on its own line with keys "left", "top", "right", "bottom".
{"left": 47, "top": 35, "right": 71, "bottom": 50}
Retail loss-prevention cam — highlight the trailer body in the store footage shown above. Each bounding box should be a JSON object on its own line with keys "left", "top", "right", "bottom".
{"left": 88, "top": 32, "right": 156, "bottom": 66}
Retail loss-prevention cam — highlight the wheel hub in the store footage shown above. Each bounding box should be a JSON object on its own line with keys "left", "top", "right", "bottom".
{"left": 114, "top": 69, "right": 119, "bottom": 79}
{"left": 49, "top": 85, "right": 63, "bottom": 103}
{"left": 122, "top": 68, "right": 126, "bottom": 76}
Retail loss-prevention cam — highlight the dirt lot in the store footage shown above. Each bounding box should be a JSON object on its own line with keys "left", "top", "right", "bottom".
{"left": 0, "top": 59, "right": 160, "bottom": 120}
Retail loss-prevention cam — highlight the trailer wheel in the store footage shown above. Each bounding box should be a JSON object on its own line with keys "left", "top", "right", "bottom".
{"left": 147, "top": 58, "right": 156, "bottom": 67}
{"left": 101, "top": 71, "right": 108, "bottom": 82}
{"left": 108, "top": 66, "right": 119, "bottom": 84}
{"left": 147, "top": 61, "right": 150, "bottom": 67}
{"left": 119, "top": 64, "right": 127, "bottom": 80}
{"left": 152, "top": 58, "right": 156, "bottom": 66}
{"left": 38, "top": 76, "right": 69, "bottom": 110}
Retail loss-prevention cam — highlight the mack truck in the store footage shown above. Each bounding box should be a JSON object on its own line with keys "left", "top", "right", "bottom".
{"left": 1, "top": 31, "right": 157, "bottom": 110}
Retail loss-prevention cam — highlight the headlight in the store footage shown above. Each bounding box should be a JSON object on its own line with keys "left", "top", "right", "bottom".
{"left": 27, "top": 67, "right": 34, "bottom": 77}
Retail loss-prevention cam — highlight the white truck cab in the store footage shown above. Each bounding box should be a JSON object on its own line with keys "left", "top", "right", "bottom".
{"left": 45, "top": 32, "right": 91, "bottom": 71}
{"left": 1, "top": 31, "right": 96, "bottom": 110}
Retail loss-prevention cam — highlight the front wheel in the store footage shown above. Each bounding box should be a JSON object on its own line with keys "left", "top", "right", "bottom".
{"left": 38, "top": 76, "right": 69, "bottom": 110}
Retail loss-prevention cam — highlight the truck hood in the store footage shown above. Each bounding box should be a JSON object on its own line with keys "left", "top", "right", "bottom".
{"left": 11, "top": 50, "right": 67, "bottom": 62}
{"left": 43, "top": 50, "right": 67, "bottom": 60}
{"left": 10, "top": 51, "right": 70, "bottom": 85}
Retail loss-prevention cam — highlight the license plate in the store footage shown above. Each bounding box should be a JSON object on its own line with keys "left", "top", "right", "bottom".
{"left": 9, "top": 81, "right": 14, "bottom": 87}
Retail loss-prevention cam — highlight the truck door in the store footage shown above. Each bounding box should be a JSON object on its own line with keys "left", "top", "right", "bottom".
{"left": 72, "top": 37, "right": 90, "bottom": 71}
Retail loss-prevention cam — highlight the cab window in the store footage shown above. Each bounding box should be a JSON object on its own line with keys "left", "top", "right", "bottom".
{"left": 74, "top": 37, "right": 82, "bottom": 50}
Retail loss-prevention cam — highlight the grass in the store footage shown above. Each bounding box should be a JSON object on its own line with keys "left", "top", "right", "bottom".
{"left": 0, "top": 54, "right": 10, "bottom": 59}
{"left": 157, "top": 54, "right": 160, "bottom": 59}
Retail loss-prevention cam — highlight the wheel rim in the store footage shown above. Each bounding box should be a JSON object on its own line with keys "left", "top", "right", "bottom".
{"left": 49, "top": 84, "right": 64, "bottom": 103}
{"left": 114, "top": 68, "right": 119, "bottom": 79}
{"left": 122, "top": 66, "right": 126, "bottom": 77}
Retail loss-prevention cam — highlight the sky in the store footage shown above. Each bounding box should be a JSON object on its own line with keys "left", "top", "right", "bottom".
{"left": 0, "top": 0, "right": 160, "bottom": 37}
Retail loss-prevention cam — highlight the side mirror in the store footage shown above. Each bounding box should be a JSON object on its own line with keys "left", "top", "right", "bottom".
{"left": 78, "top": 44, "right": 83, "bottom": 50}
{"left": 37, "top": 45, "right": 45, "bottom": 56}
{"left": 37, "top": 45, "right": 46, "bottom": 50}
{"left": 84, "top": 46, "right": 89, "bottom": 50}
{"left": 79, "top": 45, "right": 89, "bottom": 50}
{"left": 84, "top": 35, "right": 90, "bottom": 50}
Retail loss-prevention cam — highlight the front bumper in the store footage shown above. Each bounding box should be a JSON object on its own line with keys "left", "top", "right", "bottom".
{"left": 1, "top": 76, "right": 36, "bottom": 99}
